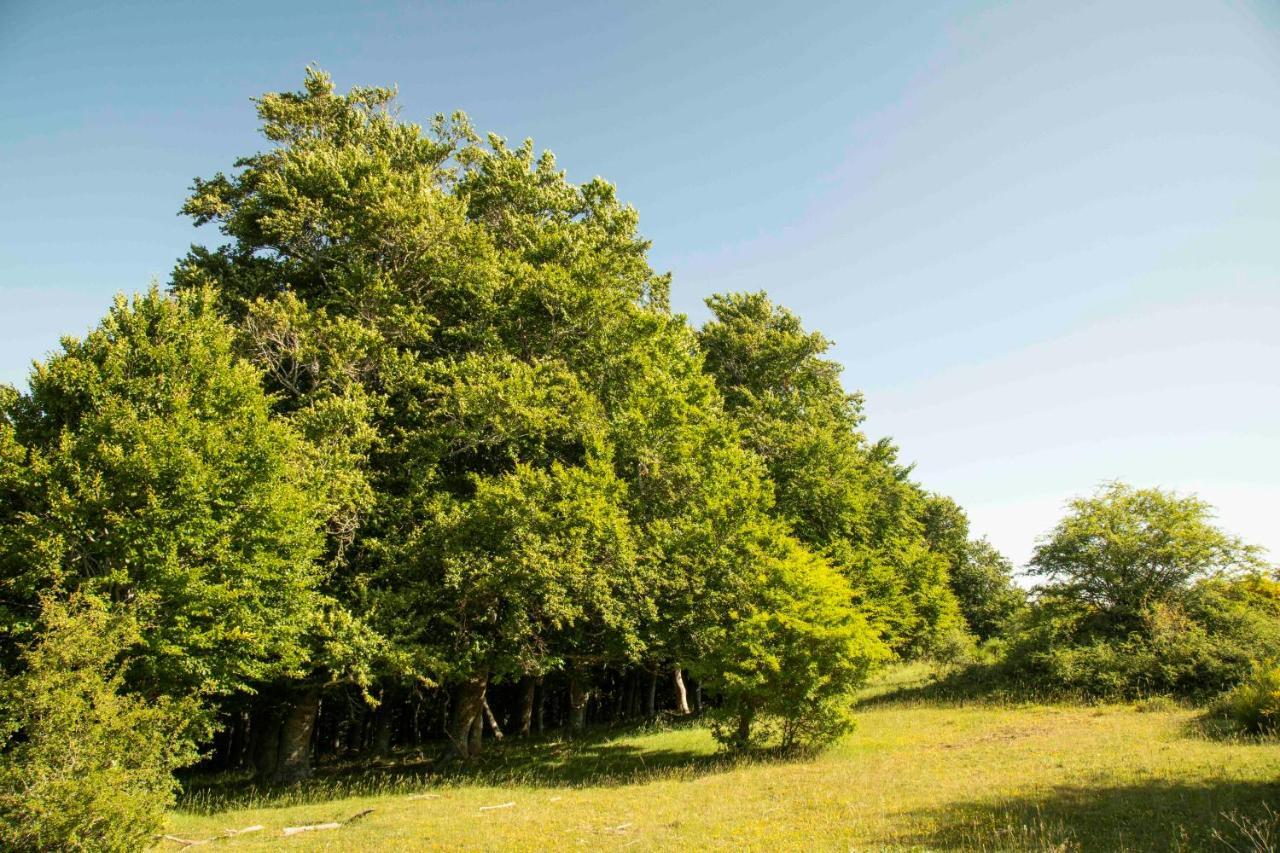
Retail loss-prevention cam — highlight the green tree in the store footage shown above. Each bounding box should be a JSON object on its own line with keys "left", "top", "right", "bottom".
{"left": 174, "top": 68, "right": 796, "bottom": 757}
{"left": 0, "top": 595, "right": 201, "bottom": 852}
{"left": 694, "top": 528, "right": 888, "bottom": 751}
{"left": 0, "top": 288, "right": 332, "bottom": 699}
{"left": 698, "top": 291, "right": 967, "bottom": 655}
{"left": 1030, "top": 482, "right": 1264, "bottom": 633}
{"left": 952, "top": 538, "right": 1025, "bottom": 641}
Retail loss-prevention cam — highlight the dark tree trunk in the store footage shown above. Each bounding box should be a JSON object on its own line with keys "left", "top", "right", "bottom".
{"left": 568, "top": 668, "right": 590, "bottom": 736}
{"left": 535, "top": 678, "right": 545, "bottom": 735}
{"left": 446, "top": 671, "right": 487, "bottom": 759}
{"left": 673, "top": 666, "right": 691, "bottom": 715}
{"left": 229, "top": 709, "right": 250, "bottom": 770}
{"left": 517, "top": 677, "right": 536, "bottom": 737}
{"left": 468, "top": 706, "right": 483, "bottom": 755}
{"left": 694, "top": 680, "right": 702, "bottom": 713}
{"left": 620, "top": 671, "right": 635, "bottom": 720}
{"left": 645, "top": 666, "right": 658, "bottom": 718}
{"left": 735, "top": 706, "right": 754, "bottom": 750}
{"left": 273, "top": 686, "right": 320, "bottom": 784}
{"left": 373, "top": 703, "right": 395, "bottom": 758}
{"left": 250, "top": 698, "right": 283, "bottom": 781}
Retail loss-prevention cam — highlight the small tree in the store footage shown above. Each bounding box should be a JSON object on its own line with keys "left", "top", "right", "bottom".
{"left": 695, "top": 530, "right": 888, "bottom": 751}
{"left": 1030, "top": 482, "right": 1263, "bottom": 633}
{"left": 0, "top": 595, "right": 201, "bottom": 852}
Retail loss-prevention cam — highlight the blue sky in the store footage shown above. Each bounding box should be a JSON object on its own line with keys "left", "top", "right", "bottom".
{"left": 2, "top": 0, "right": 1278, "bottom": 570}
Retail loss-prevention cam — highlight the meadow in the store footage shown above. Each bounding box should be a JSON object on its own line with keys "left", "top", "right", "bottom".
{"left": 162, "top": 667, "right": 1280, "bottom": 851}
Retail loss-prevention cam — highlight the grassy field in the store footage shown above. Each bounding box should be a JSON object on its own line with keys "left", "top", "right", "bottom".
{"left": 162, "top": 667, "right": 1280, "bottom": 851}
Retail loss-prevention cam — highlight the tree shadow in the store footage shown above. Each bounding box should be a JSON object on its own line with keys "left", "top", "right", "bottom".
{"left": 854, "top": 662, "right": 1052, "bottom": 709}
{"left": 901, "top": 779, "right": 1280, "bottom": 852}
{"left": 178, "top": 719, "right": 786, "bottom": 813}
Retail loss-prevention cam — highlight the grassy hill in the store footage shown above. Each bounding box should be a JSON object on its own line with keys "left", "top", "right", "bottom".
{"left": 162, "top": 667, "right": 1280, "bottom": 851}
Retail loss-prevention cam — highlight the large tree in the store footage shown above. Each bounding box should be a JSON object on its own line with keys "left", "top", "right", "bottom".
{"left": 698, "top": 291, "right": 967, "bottom": 656}
{"left": 0, "top": 288, "right": 334, "bottom": 700}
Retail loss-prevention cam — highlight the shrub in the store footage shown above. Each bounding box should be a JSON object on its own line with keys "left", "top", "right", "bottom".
{"left": 1214, "top": 665, "right": 1280, "bottom": 735}
{"left": 990, "top": 574, "right": 1280, "bottom": 702}
{"left": 0, "top": 596, "right": 203, "bottom": 852}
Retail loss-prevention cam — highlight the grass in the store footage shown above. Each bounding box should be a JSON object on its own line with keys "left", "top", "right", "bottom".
{"left": 161, "top": 665, "right": 1280, "bottom": 851}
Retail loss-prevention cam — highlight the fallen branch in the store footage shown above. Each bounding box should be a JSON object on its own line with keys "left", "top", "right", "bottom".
{"left": 158, "top": 825, "right": 265, "bottom": 847}
{"left": 407, "top": 793, "right": 441, "bottom": 801}
{"left": 479, "top": 801, "right": 515, "bottom": 812}
{"left": 281, "top": 809, "right": 374, "bottom": 837}
{"left": 282, "top": 823, "right": 341, "bottom": 837}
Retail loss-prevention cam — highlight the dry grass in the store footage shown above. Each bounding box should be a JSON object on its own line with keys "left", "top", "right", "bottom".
{"left": 161, "top": 667, "right": 1280, "bottom": 851}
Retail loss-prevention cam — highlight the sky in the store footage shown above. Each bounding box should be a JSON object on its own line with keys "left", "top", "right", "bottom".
{"left": 2, "top": 0, "right": 1278, "bottom": 572}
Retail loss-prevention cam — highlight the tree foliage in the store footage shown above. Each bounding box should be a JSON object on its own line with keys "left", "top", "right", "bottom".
{"left": 1030, "top": 482, "right": 1264, "bottom": 633}
{"left": 0, "top": 288, "right": 333, "bottom": 696}
{"left": 698, "top": 291, "right": 969, "bottom": 657}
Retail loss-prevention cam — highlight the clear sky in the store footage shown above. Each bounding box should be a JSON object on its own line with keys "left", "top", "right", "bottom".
{"left": 2, "top": 0, "right": 1278, "bottom": 572}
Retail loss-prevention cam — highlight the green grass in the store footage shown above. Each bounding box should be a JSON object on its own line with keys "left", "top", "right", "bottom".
{"left": 161, "top": 667, "right": 1280, "bottom": 851}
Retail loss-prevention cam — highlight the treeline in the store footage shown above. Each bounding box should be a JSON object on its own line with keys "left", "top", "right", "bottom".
{"left": 0, "top": 70, "right": 1021, "bottom": 847}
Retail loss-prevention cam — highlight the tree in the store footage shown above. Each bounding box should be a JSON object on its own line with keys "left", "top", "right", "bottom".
{"left": 698, "top": 292, "right": 967, "bottom": 655}
{"left": 951, "top": 538, "right": 1025, "bottom": 641}
{"left": 0, "top": 595, "right": 201, "bottom": 852}
{"left": 693, "top": 528, "right": 888, "bottom": 751}
{"left": 0, "top": 288, "right": 334, "bottom": 703}
{"left": 1029, "top": 482, "right": 1263, "bottom": 633}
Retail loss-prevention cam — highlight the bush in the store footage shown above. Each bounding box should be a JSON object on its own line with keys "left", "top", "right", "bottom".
{"left": 989, "top": 575, "right": 1280, "bottom": 702}
{"left": 1214, "top": 665, "right": 1280, "bottom": 735}
{"left": 0, "top": 596, "right": 203, "bottom": 852}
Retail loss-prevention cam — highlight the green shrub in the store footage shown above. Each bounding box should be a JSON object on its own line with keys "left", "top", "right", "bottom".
{"left": 1214, "top": 665, "right": 1280, "bottom": 735}
{"left": 991, "top": 575, "right": 1280, "bottom": 702}
{"left": 0, "top": 596, "right": 203, "bottom": 852}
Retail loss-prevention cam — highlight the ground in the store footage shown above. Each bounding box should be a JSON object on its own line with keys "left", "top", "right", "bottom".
{"left": 163, "top": 666, "right": 1280, "bottom": 851}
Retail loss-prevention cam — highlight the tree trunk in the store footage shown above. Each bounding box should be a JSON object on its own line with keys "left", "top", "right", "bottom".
{"left": 372, "top": 702, "right": 395, "bottom": 758}
{"left": 250, "top": 699, "right": 283, "bottom": 781}
{"left": 273, "top": 686, "right": 320, "bottom": 784}
{"left": 645, "top": 666, "right": 658, "bottom": 718}
{"left": 620, "top": 672, "right": 635, "bottom": 720}
{"left": 517, "top": 677, "right": 536, "bottom": 737}
{"left": 673, "top": 666, "right": 690, "bottom": 715}
{"left": 447, "top": 671, "right": 487, "bottom": 759}
{"left": 230, "top": 709, "right": 250, "bottom": 770}
{"left": 568, "top": 669, "right": 590, "bottom": 736}
{"left": 734, "top": 706, "right": 754, "bottom": 750}
{"left": 468, "top": 706, "right": 483, "bottom": 756}
{"left": 535, "top": 678, "right": 545, "bottom": 734}
{"left": 694, "top": 680, "right": 702, "bottom": 713}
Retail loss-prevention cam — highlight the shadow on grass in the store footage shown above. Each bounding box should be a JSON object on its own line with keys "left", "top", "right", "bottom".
{"left": 901, "top": 779, "right": 1280, "bottom": 852}
{"left": 177, "top": 717, "right": 786, "bottom": 814}
{"left": 1180, "top": 710, "right": 1280, "bottom": 747}
{"left": 854, "top": 662, "right": 1058, "bottom": 709}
